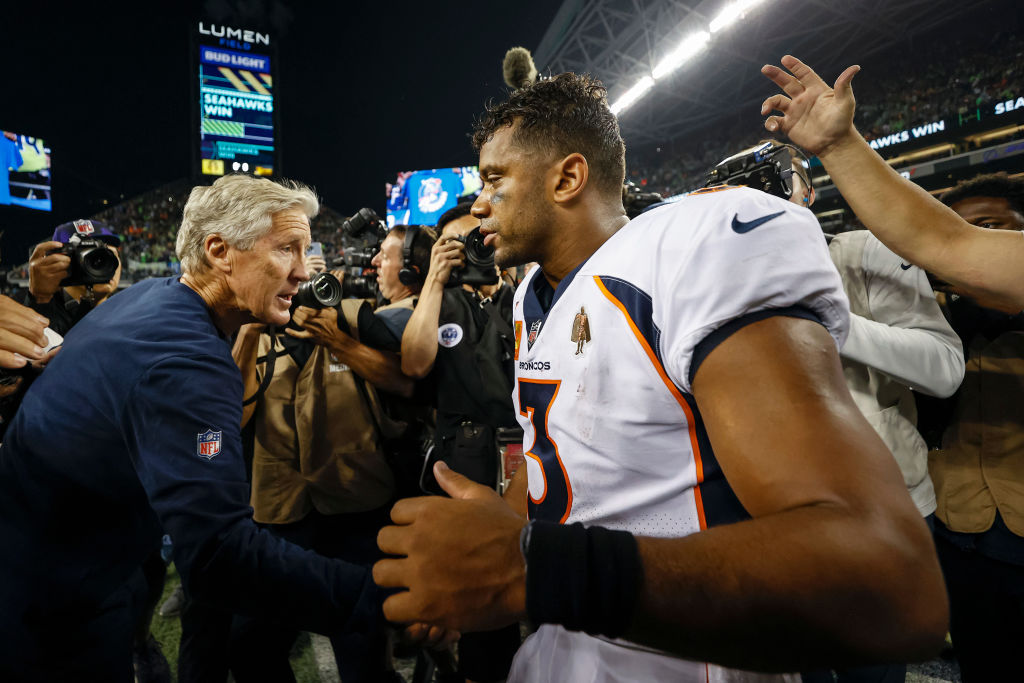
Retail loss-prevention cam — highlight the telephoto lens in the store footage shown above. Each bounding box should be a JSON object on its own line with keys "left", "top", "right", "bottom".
{"left": 291, "top": 272, "right": 342, "bottom": 311}
{"left": 448, "top": 227, "right": 498, "bottom": 287}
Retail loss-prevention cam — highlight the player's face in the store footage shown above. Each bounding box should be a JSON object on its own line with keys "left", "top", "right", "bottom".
{"left": 229, "top": 208, "right": 310, "bottom": 326}
{"left": 371, "top": 231, "right": 409, "bottom": 302}
{"left": 949, "top": 196, "right": 1024, "bottom": 232}
{"left": 473, "top": 124, "right": 555, "bottom": 269}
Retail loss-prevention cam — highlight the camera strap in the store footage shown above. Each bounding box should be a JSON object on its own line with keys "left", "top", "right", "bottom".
{"left": 242, "top": 328, "right": 280, "bottom": 406}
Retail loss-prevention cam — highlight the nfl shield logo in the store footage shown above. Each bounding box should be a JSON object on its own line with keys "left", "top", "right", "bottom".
{"left": 73, "top": 219, "right": 95, "bottom": 235}
{"left": 197, "top": 429, "right": 222, "bottom": 460}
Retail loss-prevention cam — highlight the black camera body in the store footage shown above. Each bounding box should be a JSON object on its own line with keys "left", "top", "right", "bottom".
{"left": 705, "top": 141, "right": 806, "bottom": 201}
{"left": 50, "top": 236, "right": 119, "bottom": 287}
{"left": 448, "top": 227, "right": 498, "bottom": 287}
{"left": 342, "top": 207, "right": 387, "bottom": 241}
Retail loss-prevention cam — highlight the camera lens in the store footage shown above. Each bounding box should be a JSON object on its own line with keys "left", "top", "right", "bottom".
{"left": 292, "top": 272, "right": 342, "bottom": 310}
{"left": 80, "top": 246, "right": 119, "bottom": 282}
{"left": 463, "top": 227, "right": 495, "bottom": 267}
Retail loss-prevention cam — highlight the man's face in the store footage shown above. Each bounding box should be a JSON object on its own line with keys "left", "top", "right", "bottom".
{"left": 227, "top": 207, "right": 310, "bottom": 326}
{"left": 371, "top": 231, "right": 408, "bottom": 301}
{"left": 472, "top": 124, "right": 555, "bottom": 269}
{"left": 948, "top": 196, "right": 1024, "bottom": 232}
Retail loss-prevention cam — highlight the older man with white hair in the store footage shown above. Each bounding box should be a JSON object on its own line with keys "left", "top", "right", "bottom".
{"left": 0, "top": 174, "right": 386, "bottom": 681}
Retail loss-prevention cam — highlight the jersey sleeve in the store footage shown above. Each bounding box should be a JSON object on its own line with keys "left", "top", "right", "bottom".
{"left": 656, "top": 188, "right": 850, "bottom": 393}
{"left": 122, "top": 353, "right": 380, "bottom": 635}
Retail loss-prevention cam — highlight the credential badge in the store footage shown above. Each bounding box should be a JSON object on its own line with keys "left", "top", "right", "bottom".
{"left": 197, "top": 429, "right": 222, "bottom": 460}
{"left": 438, "top": 323, "right": 464, "bottom": 348}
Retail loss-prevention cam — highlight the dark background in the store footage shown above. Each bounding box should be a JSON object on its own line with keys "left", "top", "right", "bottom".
{"left": 0, "top": 0, "right": 561, "bottom": 264}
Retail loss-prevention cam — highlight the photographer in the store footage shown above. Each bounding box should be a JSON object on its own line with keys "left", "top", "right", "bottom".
{"left": 226, "top": 253, "right": 412, "bottom": 682}
{"left": 400, "top": 201, "right": 521, "bottom": 683}
{"left": 24, "top": 219, "right": 122, "bottom": 335}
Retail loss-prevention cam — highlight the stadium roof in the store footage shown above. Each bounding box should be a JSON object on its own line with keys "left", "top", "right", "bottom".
{"left": 533, "top": 0, "right": 1000, "bottom": 148}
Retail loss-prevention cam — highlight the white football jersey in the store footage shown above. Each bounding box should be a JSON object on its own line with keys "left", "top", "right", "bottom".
{"left": 508, "top": 186, "right": 849, "bottom": 683}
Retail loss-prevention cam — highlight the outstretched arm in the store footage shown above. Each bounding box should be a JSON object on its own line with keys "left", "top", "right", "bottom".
{"left": 761, "top": 55, "right": 1024, "bottom": 312}
{"left": 373, "top": 316, "right": 948, "bottom": 671}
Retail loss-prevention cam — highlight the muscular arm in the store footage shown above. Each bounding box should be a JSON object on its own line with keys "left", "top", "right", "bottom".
{"left": 374, "top": 317, "right": 948, "bottom": 670}
{"left": 761, "top": 55, "right": 1024, "bottom": 312}
{"left": 231, "top": 324, "right": 264, "bottom": 428}
{"left": 625, "top": 315, "right": 947, "bottom": 669}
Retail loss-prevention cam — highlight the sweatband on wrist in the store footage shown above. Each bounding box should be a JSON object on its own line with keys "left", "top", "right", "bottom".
{"left": 525, "top": 520, "right": 642, "bottom": 638}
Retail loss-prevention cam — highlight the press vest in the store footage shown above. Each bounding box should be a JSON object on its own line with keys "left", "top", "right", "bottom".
{"left": 250, "top": 300, "right": 394, "bottom": 524}
{"left": 931, "top": 330, "right": 1024, "bottom": 535}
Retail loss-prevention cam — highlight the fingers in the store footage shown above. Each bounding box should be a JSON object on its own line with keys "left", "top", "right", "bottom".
{"left": 377, "top": 524, "right": 409, "bottom": 556}
{"left": 283, "top": 327, "right": 311, "bottom": 339}
{"left": 29, "top": 241, "right": 63, "bottom": 260}
{"left": 779, "top": 54, "right": 828, "bottom": 92}
{"left": 381, "top": 590, "right": 419, "bottom": 624}
{"left": 388, "top": 496, "right": 431, "bottom": 525}
{"left": 760, "top": 93, "right": 791, "bottom": 116}
{"left": 434, "top": 461, "right": 497, "bottom": 501}
{"left": 834, "top": 64, "right": 861, "bottom": 95}
{"left": 760, "top": 63, "right": 804, "bottom": 97}
{"left": 764, "top": 115, "right": 785, "bottom": 133}
{"left": 372, "top": 557, "right": 408, "bottom": 588}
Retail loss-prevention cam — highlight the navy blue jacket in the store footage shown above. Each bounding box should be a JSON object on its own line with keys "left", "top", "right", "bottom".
{"left": 0, "top": 278, "right": 380, "bottom": 667}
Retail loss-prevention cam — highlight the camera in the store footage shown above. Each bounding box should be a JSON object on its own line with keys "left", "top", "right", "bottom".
{"left": 49, "top": 236, "right": 119, "bottom": 287}
{"left": 448, "top": 227, "right": 498, "bottom": 287}
{"left": 343, "top": 207, "right": 387, "bottom": 240}
{"left": 622, "top": 182, "right": 664, "bottom": 218}
{"left": 342, "top": 275, "right": 378, "bottom": 299}
{"left": 343, "top": 248, "right": 376, "bottom": 268}
{"left": 290, "top": 272, "right": 342, "bottom": 313}
{"left": 706, "top": 141, "right": 807, "bottom": 201}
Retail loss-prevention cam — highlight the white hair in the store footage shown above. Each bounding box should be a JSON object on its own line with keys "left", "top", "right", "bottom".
{"left": 176, "top": 174, "right": 319, "bottom": 274}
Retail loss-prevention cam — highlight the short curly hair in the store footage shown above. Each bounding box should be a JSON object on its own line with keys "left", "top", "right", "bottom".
{"left": 940, "top": 172, "right": 1024, "bottom": 216}
{"left": 471, "top": 72, "right": 626, "bottom": 196}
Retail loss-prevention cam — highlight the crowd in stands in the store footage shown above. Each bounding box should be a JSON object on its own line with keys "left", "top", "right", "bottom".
{"left": 626, "top": 30, "right": 1024, "bottom": 200}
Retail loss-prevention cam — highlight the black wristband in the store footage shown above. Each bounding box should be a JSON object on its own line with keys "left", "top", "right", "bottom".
{"left": 525, "top": 521, "right": 642, "bottom": 638}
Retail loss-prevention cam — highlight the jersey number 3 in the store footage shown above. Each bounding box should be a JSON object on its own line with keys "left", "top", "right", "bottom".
{"left": 518, "top": 378, "right": 573, "bottom": 523}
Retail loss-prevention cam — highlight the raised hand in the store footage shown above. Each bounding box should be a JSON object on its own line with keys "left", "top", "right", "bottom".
{"left": 760, "top": 55, "right": 861, "bottom": 157}
{"left": 0, "top": 295, "right": 48, "bottom": 369}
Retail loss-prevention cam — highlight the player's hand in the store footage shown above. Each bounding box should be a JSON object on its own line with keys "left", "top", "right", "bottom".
{"left": 760, "top": 55, "right": 861, "bottom": 157}
{"left": 287, "top": 306, "right": 347, "bottom": 346}
{"left": 374, "top": 462, "right": 528, "bottom": 632}
{"left": 426, "top": 237, "right": 466, "bottom": 287}
{"left": 28, "top": 241, "right": 71, "bottom": 303}
{"left": 400, "top": 622, "right": 461, "bottom": 650}
{"left": 0, "top": 295, "right": 48, "bottom": 369}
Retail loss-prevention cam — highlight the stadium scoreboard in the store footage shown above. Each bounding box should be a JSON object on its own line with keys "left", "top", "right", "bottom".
{"left": 195, "top": 21, "right": 278, "bottom": 177}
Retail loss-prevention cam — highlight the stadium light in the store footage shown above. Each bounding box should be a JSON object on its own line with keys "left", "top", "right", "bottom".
{"left": 651, "top": 31, "right": 710, "bottom": 80}
{"left": 709, "top": 0, "right": 765, "bottom": 34}
{"left": 610, "top": 76, "right": 655, "bottom": 115}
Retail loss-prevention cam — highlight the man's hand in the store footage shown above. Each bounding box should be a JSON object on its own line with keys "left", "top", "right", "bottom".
{"left": 28, "top": 241, "right": 70, "bottom": 303}
{"left": 286, "top": 306, "right": 349, "bottom": 346}
{"left": 400, "top": 623, "right": 461, "bottom": 650}
{"left": 374, "top": 462, "right": 528, "bottom": 632}
{"left": 760, "top": 55, "right": 861, "bottom": 157}
{"left": 0, "top": 295, "right": 48, "bottom": 369}
{"left": 426, "top": 236, "right": 466, "bottom": 287}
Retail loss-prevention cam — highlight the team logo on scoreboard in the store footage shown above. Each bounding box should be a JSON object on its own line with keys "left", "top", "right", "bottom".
{"left": 418, "top": 177, "right": 449, "bottom": 214}
{"left": 72, "top": 219, "right": 95, "bottom": 236}
{"left": 196, "top": 429, "right": 223, "bottom": 460}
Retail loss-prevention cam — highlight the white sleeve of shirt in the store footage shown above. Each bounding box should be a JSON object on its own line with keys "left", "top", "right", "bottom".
{"left": 654, "top": 187, "right": 850, "bottom": 394}
{"left": 840, "top": 233, "right": 965, "bottom": 398}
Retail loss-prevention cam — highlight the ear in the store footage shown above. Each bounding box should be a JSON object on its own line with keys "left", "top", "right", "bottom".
{"left": 551, "top": 152, "right": 589, "bottom": 205}
{"left": 205, "top": 234, "right": 232, "bottom": 274}
{"left": 806, "top": 186, "right": 816, "bottom": 207}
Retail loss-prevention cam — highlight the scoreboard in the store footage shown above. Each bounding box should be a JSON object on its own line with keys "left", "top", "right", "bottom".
{"left": 195, "top": 22, "right": 277, "bottom": 177}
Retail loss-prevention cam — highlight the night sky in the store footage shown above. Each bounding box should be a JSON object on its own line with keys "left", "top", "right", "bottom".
{"left": 0, "top": 0, "right": 561, "bottom": 264}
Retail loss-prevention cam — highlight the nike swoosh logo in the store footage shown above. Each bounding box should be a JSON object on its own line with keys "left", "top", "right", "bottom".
{"left": 900, "top": 263, "right": 912, "bottom": 270}
{"left": 731, "top": 210, "right": 786, "bottom": 234}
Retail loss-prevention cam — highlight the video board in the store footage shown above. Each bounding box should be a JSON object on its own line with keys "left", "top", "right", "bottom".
{"left": 385, "top": 166, "right": 482, "bottom": 227}
{"left": 1, "top": 131, "right": 51, "bottom": 211}
{"left": 196, "top": 22, "right": 276, "bottom": 177}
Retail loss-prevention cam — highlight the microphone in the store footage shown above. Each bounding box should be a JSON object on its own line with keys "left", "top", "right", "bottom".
{"left": 502, "top": 46, "right": 538, "bottom": 89}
